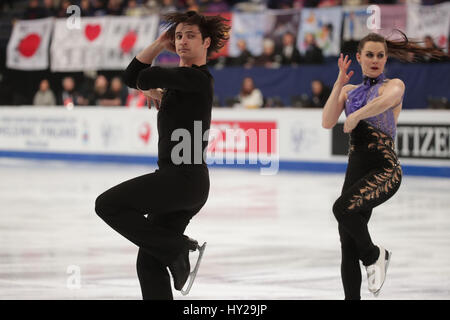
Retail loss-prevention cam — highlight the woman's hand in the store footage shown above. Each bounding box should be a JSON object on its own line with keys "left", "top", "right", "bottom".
{"left": 343, "top": 113, "right": 359, "bottom": 133}
{"left": 140, "top": 88, "right": 163, "bottom": 110}
{"left": 336, "top": 53, "right": 354, "bottom": 87}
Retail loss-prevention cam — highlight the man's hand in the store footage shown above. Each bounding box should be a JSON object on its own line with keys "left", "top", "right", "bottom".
{"left": 156, "top": 31, "right": 176, "bottom": 54}
{"left": 140, "top": 88, "right": 163, "bottom": 109}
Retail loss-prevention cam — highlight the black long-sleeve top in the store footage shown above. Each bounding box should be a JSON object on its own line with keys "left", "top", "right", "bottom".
{"left": 123, "top": 57, "right": 214, "bottom": 167}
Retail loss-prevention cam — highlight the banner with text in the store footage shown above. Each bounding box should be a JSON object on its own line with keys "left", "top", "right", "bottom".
{"left": 51, "top": 17, "right": 110, "bottom": 72}
{"left": 406, "top": 2, "right": 450, "bottom": 52}
{"left": 51, "top": 15, "right": 159, "bottom": 71}
{"left": 0, "top": 108, "right": 158, "bottom": 155}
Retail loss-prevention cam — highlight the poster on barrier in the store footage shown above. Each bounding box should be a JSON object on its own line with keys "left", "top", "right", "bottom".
{"left": 0, "top": 108, "right": 158, "bottom": 156}
{"left": 332, "top": 111, "right": 450, "bottom": 168}
{"left": 1, "top": 108, "right": 449, "bottom": 176}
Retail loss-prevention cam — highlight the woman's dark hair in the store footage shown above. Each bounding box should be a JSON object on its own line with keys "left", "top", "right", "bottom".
{"left": 163, "top": 11, "right": 230, "bottom": 56}
{"left": 358, "top": 30, "right": 447, "bottom": 62}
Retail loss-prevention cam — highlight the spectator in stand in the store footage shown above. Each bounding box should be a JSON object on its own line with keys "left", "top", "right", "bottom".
{"left": 33, "top": 79, "right": 56, "bottom": 106}
{"left": 231, "top": 39, "right": 254, "bottom": 67}
{"left": 279, "top": 32, "right": 302, "bottom": 66}
{"left": 368, "top": 0, "right": 397, "bottom": 4}
{"left": 341, "top": 0, "right": 364, "bottom": 5}
{"left": 267, "top": 0, "right": 294, "bottom": 9}
{"left": 80, "top": 0, "right": 94, "bottom": 16}
{"left": 88, "top": 75, "right": 117, "bottom": 106}
{"left": 176, "top": 0, "right": 187, "bottom": 9}
{"left": 43, "top": 0, "right": 57, "bottom": 17}
{"left": 107, "top": 0, "right": 123, "bottom": 15}
{"left": 58, "top": 77, "right": 82, "bottom": 107}
{"left": 56, "top": 0, "right": 72, "bottom": 18}
{"left": 124, "top": 0, "right": 146, "bottom": 16}
{"left": 198, "top": 0, "right": 209, "bottom": 12}
{"left": 415, "top": 35, "right": 448, "bottom": 63}
{"left": 255, "top": 38, "right": 281, "bottom": 68}
{"left": 73, "top": 70, "right": 96, "bottom": 106}
{"left": 302, "top": 0, "right": 320, "bottom": 7}
{"left": 92, "top": 0, "right": 108, "bottom": 16}
{"left": 318, "top": 0, "right": 342, "bottom": 7}
{"left": 232, "top": 0, "right": 266, "bottom": 11}
{"left": 23, "top": 0, "right": 48, "bottom": 20}
{"left": 236, "top": 77, "right": 264, "bottom": 109}
{"left": 303, "top": 32, "right": 324, "bottom": 64}
{"left": 184, "top": 0, "right": 200, "bottom": 12}
{"left": 306, "top": 79, "right": 331, "bottom": 108}
{"left": 420, "top": 0, "right": 448, "bottom": 4}
{"left": 158, "top": 0, "right": 177, "bottom": 15}
{"left": 126, "top": 89, "right": 147, "bottom": 108}
{"left": 110, "top": 77, "right": 128, "bottom": 106}
{"left": 0, "top": 0, "right": 13, "bottom": 13}
{"left": 201, "top": 0, "right": 229, "bottom": 13}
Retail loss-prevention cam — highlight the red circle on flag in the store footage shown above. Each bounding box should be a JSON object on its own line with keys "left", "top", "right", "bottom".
{"left": 121, "top": 31, "right": 137, "bottom": 53}
{"left": 18, "top": 33, "right": 41, "bottom": 57}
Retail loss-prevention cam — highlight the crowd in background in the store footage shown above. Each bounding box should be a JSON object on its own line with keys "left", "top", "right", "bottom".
{"left": 28, "top": 28, "right": 445, "bottom": 110}
{"left": 212, "top": 32, "right": 324, "bottom": 69}
{"left": 31, "top": 72, "right": 335, "bottom": 109}
{"left": 2, "top": 0, "right": 447, "bottom": 21}
{"left": 32, "top": 74, "right": 143, "bottom": 108}
{"left": 0, "top": 0, "right": 448, "bottom": 108}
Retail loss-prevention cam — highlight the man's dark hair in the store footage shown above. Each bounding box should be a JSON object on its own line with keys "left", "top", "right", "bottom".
{"left": 163, "top": 11, "right": 231, "bottom": 56}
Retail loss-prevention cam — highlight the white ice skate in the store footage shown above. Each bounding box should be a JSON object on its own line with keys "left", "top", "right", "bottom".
{"left": 365, "top": 246, "right": 391, "bottom": 297}
{"left": 180, "top": 241, "right": 207, "bottom": 296}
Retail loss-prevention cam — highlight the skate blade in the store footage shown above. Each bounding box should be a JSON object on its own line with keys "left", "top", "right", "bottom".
{"left": 373, "top": 251, "right": 392, "bottom": 298}
{"left": 181, "top": 242, "right": 207, "bottom": 296}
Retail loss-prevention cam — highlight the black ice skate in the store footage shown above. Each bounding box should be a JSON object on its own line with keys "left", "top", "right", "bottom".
{"left": 169, "top": 237, "right": 207, "bottom": 295}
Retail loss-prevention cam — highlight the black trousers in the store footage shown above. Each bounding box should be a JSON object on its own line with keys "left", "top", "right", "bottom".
{"left": 332, "top": 121, "right": 402, "bottom": 300}
{"left": 95, "top": 164, "right": 210, "bottom": 300}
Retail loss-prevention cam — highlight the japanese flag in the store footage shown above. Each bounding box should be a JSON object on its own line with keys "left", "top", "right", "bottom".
{"left": 7, "top": 17, "right": 53, "bottom": 70}
{"left": 102, "top": 15, "right": 159, "bottom": 70}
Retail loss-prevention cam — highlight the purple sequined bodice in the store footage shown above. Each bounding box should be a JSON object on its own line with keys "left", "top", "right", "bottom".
{"left": 345, "top": 73, "right": 398, "bottom": 139}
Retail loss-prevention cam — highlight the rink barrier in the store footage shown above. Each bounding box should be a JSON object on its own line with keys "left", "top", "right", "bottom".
{"left": 0, "top": 107, "right": 449, "bottom": 178}
{"left": 0, "top": 150, "right": 449, "bottom": 178}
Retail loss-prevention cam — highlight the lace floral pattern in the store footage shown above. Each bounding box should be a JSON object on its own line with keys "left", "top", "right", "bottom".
{"left": 347, "top": 127, "right": 402, "bottom": 211}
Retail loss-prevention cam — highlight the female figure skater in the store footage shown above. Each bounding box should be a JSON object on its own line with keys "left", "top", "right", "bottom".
{"left": 322, "top": 32, "right": 445, "bottom": 300}
{"left": 95, "top": 11, "right": 230, "bottom": 300}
